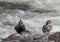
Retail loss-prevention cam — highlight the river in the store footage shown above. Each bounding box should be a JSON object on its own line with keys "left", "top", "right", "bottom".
{"left": 0, "top": 0, "right": 60, "bottom": 39}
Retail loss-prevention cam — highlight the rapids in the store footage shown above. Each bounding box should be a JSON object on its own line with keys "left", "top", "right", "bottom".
{"left": 0, "top": 0, "right": 60, "bottom": 39}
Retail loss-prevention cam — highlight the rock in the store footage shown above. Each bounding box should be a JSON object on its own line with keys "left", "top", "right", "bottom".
{"left": 0, "top": 39, "right": 3, "bottom": 42}
{"left": 2, "top": 33, "right": 43, "bottom": 42}
{"left": 49, "top": 32, "right": 60, "bottom": 42}
{"left": 1, "top": 32, "right": 60, "bottom": 42}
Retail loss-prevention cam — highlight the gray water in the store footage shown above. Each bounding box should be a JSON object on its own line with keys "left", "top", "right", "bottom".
{"left": 0, "top": 0, "right": 60, "bottom": 39}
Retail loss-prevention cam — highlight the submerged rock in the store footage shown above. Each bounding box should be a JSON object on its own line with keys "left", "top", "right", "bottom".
{"left": 0, "top": 1, "right": 30, "bottom": 11}
{"left": 0, "top": 1, "right": 56, "bottom": 13}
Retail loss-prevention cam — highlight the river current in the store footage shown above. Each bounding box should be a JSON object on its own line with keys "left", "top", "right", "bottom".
{"left": 0, "top": 0, "right": 60, "bottom": 39}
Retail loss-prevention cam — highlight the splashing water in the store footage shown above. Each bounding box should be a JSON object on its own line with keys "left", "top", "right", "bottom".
{"left": 0, "top": 0, "right": 60, "bottom": 39}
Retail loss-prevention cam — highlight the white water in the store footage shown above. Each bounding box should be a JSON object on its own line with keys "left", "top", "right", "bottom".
{"left": 0, "top": 0, "right": 60, "bottom": 39}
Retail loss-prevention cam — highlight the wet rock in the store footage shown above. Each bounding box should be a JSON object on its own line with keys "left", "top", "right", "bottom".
{"left": 49, "top": 32, "right": 60, "bottom": 42}
{"left": 2, "top": 33, "right": 43, "bottom": 42}
{"left": 1, "top": 32, "right": 60, "bottom": 42}
{"left": 0, "top": 39, "right": 3, "bottom": 42}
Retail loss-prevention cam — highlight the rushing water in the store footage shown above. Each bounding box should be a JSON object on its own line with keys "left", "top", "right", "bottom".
{"left": 0, "top": 0, "right": 60, "bottom": 39}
